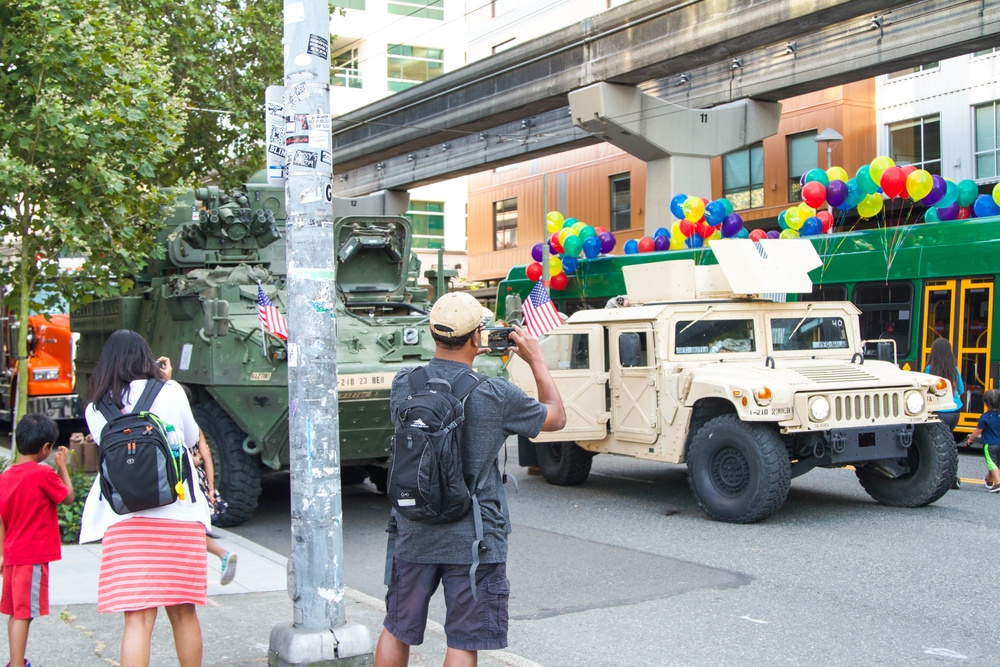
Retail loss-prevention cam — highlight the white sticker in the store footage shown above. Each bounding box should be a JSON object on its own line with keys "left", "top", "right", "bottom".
{"left": 180, "top": 343, "right": 193, "bottom": 371}
{"left": 285, "top": 2, "right": 305, "bottom": 23}
{"left": 288, "top": 342, "right": 298, "bottom": 368}
{"left": 397, "top": 499, "right": 416, "bottom": 507}
{"left": 308, "top": 131, "right": 329, "bottom": 150}
{"left": 294, "top": 54, "right": 312, "bottom": 67}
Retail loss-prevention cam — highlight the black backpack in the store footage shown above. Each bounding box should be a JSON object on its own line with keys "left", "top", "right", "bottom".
{"left": 96, "top": 380, "right": 194, "bottom": 515}
{"left": 387, "top": 367, "right": 484, "bottom": 523}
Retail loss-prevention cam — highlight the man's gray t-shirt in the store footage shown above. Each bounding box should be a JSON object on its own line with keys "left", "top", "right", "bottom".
{"left": 389, "top": 358, "right": 547, "bottom": 565}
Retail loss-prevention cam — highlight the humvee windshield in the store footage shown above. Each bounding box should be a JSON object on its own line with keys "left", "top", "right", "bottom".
{"left": 770, "top": 316, "right": 849, "bottom": 351}
{"left": 675, "top": 319, "right": 756, "bottom": 354}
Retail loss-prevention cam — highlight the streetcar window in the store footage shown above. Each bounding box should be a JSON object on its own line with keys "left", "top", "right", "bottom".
{"left": 853, "top": 282, "right": 913, "bottom": 358}
{"left": 675, "top": 319, "right": 755, "bottom": 354}
{"left": 771, "top": 317, "right": 849, "bottom": 350}
{"left": 809, "top": 284, "right": 847, "bottom": 302}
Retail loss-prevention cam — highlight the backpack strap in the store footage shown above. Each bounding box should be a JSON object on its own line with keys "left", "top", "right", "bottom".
{"left": 133, "top": 379, "right": 165, "bottom": 414}
{"left": 407, "top": 366, "right": 429, "bottom": 393}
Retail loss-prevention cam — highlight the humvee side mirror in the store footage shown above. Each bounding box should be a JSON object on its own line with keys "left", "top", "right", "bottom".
{"left": 202, "top": 299, "right": 231, "bottom": 337}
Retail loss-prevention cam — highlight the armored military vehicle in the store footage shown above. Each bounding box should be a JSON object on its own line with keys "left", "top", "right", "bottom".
{"left": 508, "top": 239, "right": 959, "bottom": 523}
{"left": 73, "top": 175, "right": 500, "bottom": 525}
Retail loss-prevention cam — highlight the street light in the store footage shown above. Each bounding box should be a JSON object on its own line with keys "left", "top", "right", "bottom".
{"left": 815, "top": 127, "right": 844, "bottom": 170}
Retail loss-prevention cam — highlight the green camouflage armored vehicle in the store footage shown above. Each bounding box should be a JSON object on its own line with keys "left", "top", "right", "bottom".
{"left": 73, "top": 175, "right": 500, "bottom": 525}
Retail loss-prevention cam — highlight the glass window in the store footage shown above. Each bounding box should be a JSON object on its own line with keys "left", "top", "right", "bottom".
{"left": 675, "top": 319, "right": 756, "bottom": 355}
{"left": 975, "top": 101, "right": 999, "bottom": 180}
{"left": 788, "top": 131, "right": 818, "bottom": 202}
{"left": 723, "top": 142, "right": 764, "bottom": 211}
{"left": 494, "top": 197, "right": 517, "bottom": 250}
{"left": 853, "top": 282, "right": 913, "bottom": 358}
{"left": 387, "top": 45, "right": 444, "bottom": 92}
{"left": 887, "top": 62, "right": 939, "bottom": 79}
{"left": 810, "top": 284, "right": 848, "bottom": 301}
{"left": 540, "top": 332, "right": 591, "bottom": 371}
{"left": 406, "top": 201, "right": 444, "bottom": 249}
{"left": 771, "top": 316, "right": 849, "bottom": 351}
{"left": 610, "top": 173, "right": 631, "bottom": 231}
{"left": 331, "top": 0, "right": 365, "bottom": 9}
{"left": 975, "top": 48, "right": 999, "bottom": 57}
{"left": 388, "top": 0, "right": 443, "bottom": 19}
{"left": 619, "top": 331, "right": 652, "bottom": 366}
{"left": 889, "top": 116, "right": 941, "bottom": 175}
{"left": 333, "top": 48, "right": 362, "bottom": 89}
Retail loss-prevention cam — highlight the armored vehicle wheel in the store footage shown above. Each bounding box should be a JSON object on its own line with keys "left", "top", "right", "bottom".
{"left": 193, "top": 401, "right": 261, "bottom": 527}
{"left": 341, "top": 466, "right": 369, "bottom": 486}
{"left": 536, "top": 442, "right": 594, "bottom": 486}
{"left": 366, "top": 465, "right": 388, "bottom": 495}
{"left": 687, "top": 415, "right": 791, "bottom": 523}
{"left": 855, "top": 421, "right": 957, "bottom": 507}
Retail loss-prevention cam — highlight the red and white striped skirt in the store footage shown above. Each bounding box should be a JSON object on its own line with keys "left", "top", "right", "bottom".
{"left": 98, "top": 517, "right": 207, "bottom": 613}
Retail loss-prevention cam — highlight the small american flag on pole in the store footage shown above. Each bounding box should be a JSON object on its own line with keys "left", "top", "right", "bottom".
{"left": 257, "top": 283, "right": 288, "bottom": 340}
{"left": 523, "top": 280, "right": 562, "bottom": 337}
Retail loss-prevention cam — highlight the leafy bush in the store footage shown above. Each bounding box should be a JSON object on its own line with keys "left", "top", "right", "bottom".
{"left": 58, "top": 471, "right": 93, "bottom": 544}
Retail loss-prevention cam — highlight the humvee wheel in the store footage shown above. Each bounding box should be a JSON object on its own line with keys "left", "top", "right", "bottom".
{"left": 193, "top": 401, "right": 261, "bottom": 527}
{"left": 366, "top": 466, "right": 388, "bottom": 495}
{"left": 687, "top": 415, "right": 791, "bottom": 523}
{"left": 855, "top": 422, "right": 957, "bottom": 507}
{"left": 536, "top": 442, "right": 594, "bottom": 486}
{"left": 341, "top": 466, "right": 369, "bottom": 486}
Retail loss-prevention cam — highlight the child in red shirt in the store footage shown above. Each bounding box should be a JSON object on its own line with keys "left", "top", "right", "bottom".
{"left": 0, "top": 414, "right": 75, "bottom": 667}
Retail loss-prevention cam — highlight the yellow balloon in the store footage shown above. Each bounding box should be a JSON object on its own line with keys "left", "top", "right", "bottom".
{"left": 779, "top": 228, "right": 800, "bottom": 239}
{"left": 571, "top": 221, "right": 587, "bottom": 234}
{"left": 549, "top": 255, "right": 564, "bottom": 276}
{"left": 669, "top": 234, "right": 686, "bottom": 250}
{"left": 906, "top": 169, "right": 932, "bottom": 201}
{"left": 826, "top": 166, "right": 849, "bottom": 183}
{"left": 785, "top": 207, "right": 804, "bottom": 230}
{"left": 671, "top": 221, "right": 685, "bottom": 239}
{"left": 558, "top": 228, "right": 577, "bottom": 245}
{"left": 708, "top": 229, "right": 723, "bottom": 241}
{"left": 683, "top": 196, "right": 705, "bottom": 222}
{"left": 869, "top": 155, "right": 895, "bottom": 184}
{"left": 546, "top": 218, "right": 562, "bottom": 234}
{"left": 796, "top": 203, "right": 816, "bottom": 220}
{"left": 857, "top": 193, "right": 884, "bottom": 218}
{"left": 546, "top": 210, "right": 564, "bottom": 225}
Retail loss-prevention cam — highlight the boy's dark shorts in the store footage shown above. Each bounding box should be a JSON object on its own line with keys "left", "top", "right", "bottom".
{"left": 383, "top": 558, "right": 509, "bottom": 651}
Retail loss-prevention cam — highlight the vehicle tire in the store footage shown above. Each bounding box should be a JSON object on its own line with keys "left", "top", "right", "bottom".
{"left": 366, "top": 465, "right": 388, "bottom": 495}
{"left": 687, "top": 415, "right": 791, "bottom": 523}
{"left": 193, "top": 401, "right": 261, "bottom": 527}
{"left": 536, "top": 442, "right": 594, "bottom": 486}
{"left": 855, "top": 421, "right": 957, "bottom": 507}
{"left": 341, "top": 466, "right": 369, "bottom": 486}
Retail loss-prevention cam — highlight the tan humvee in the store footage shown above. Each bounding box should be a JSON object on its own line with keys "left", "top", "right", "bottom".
{"left": 508, "top": 240, "right": 958, "bottom": 523}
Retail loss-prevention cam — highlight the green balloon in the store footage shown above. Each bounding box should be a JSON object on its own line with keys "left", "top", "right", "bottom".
{"left": 578, "top": 225, "right": 597, "bottom": 240}
{"left": 957, "top": 179, "right": 979, "bottom": 208}
{"left": 720, "top": 198, "right": 734, "bottom": 216}
{"left": 924, "top": 207, "right": 940, "bottom": 223}
{"left": 562, "top": 234, "right": 583, "bottom": 258}
{"left": 935, "top": 180, "right": 959, "bottom": 209}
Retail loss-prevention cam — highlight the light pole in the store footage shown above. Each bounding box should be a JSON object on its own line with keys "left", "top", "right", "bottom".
{"left": 815, "top": 127, "right": 844, "bottom": 170}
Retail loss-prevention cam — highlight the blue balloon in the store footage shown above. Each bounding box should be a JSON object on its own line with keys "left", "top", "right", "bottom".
{"left": 623, "top": 239, "right": 639, "bottom": 254}
{"left": 685, "top": 234, "right": 704, "bottom": 248}
{"left": 654, "top": 227, "right": 670, "bottom": 238}
{"left": 670, "top": 194, "right": 687, "bottom": 220}
{"left": 582, "top": 235, "right": 602, "bottom": 259}
{"left": 973, "top": 194, "right": 1000, "bottom": 219}
{"left": 735, "top": 227, "right": 750, "bottom": 239}
{"left": 800, "top": 216, "right": 822, "bottom": 236}
{"left": 561, "top": 255, "right": 579, "bottom": 274}
{"left": 704, "top": 200, "right": 727, "bottom": 225}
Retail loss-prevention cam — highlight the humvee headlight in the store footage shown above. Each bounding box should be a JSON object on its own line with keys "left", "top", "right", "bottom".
{"left": 753, "top": 386, "right": 772, "bottom": 406}
{"left": 931, "top": 378, "right": 949, "bottom": 396}
{"left": 904, "top": 390, "right": 925, "bottom": 415}
{"left": 808, "top": 396, "right": 831, "bottom": 422}
{"left": 32, "top": 368, "right": 60, "bottom": 381}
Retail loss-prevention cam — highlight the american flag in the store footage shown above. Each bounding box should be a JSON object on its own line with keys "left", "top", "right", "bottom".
{"left": 523, "top": 281, "right": 562, "bottom": 337}
{"left": 257, "top": 283, "right": 288, "bottom": 340}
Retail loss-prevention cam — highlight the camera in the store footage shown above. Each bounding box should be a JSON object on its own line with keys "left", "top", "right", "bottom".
{"left": 482, "top": 327, "right": 514, "bottom": 351}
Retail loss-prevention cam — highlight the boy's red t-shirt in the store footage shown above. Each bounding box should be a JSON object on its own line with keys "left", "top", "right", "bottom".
{"left": 0, "top": 461, "right": 69, "bottom": 565}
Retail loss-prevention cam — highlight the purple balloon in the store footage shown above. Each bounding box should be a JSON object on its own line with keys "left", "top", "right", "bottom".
{"left": 937, "top": 201, "right": 960, "bottom": 221}
{"left": 826, "top": 180, "right": 848, "bottom": 207}
{"left": 766, "top": 230, "right": 781, "bottom": 239}
{"left": 654, "top": 235, "right": 670, "bottom": 251}
{"left": 721, "top": 213, "right": 744, "bottom": 238}
{"left": 599, "top": 231, "right": 616, "bottom": 254}
{"left": 530, "top": 242, "right": 544, "bottom": 263}
{"left": 923, "top": 174, "right": 947, "bottom": 207}
{"left": 582, "top": 235, "right": 602, "bottom": 259}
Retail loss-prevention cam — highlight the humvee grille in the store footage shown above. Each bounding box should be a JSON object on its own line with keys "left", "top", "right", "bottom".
{"left": 832, "top": 392, "right": 902, "bottom": 423}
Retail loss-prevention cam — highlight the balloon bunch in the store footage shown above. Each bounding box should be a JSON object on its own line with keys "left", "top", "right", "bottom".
{"left": 923, "top": 176, "right": 999, "bottom": 222}
{"left": 525, "top": 211, "right": 618, "bottom": 291}
{"left": 636, "top": 194, "right": 746, "bottom": 254}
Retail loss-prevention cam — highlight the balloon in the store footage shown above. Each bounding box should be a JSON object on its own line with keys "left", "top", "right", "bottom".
{"left": 826, "top": 166, "right": 849, "bottom": 183}
{"left": 599, "top": 231, "right": 616, "bottom": 254}
{"left": 777, "top": 210, "right": 788, "bottom": 229}
{"left": 748, "top": 228, "right": 767, "bottom": 242}
{"left": 857, "top": 193, "right": 884, "bottom": 218}
{"left": 653, "top": 227, "right": 670, "bottom": 239}
{"left": 696, "top": 223, "right": 715, "bottom": 239}
{"left": 766, "top": 230, "right": 781, "bottom": 240}
{"left": 857, "top": 165, "right": 879, "bottom": 195}
{"left": 779, "top": 229, "right": 800, "bottom": 239}
{"left": 801, "top": 181, "right": 827, "bottom": 208}
{"left": 785, "top": 207, "right": 803, "bottom": 230}
{"left": 720, "top": 198, "right": 734, "bottom": 216}
{"left": 973, "top": 195, "right": 1000, "bottom": 218}
{"left": 704, "top": 200, "right": 727, "bottom": 225}
{"left": 906, "top": 169, "right": 933, "bottom": 202}
{"left": 562, "top": 235, "right": 583, "bottom": 258}
{"left": 578, "top": 225, "right": 597, "bottom": 240}
{"left": 561, "top": 255, "right": 578, "bottom": 274}
{"left": 594, "top": 226, "right": 607, "bottom": 236}
{"left": 623, "top": 239, "right": 639, "bottom": 254}
{"left": 935, "top": 180, "right": 959, "bottom": 209}
{"left": 957, "top": 206, "right": 971, "bottom": 220}
{"left": 682, "top": 196, "right": 705, "bottom": 222}
{"left": 957, "top": 179, "right": 979, "bottom": 208}
{"left": 530, "top": 243, "right": 544, "bottom": 263}
{"left": 800, "top": 216, "right": 822, "bottom": 236}
{"left": 670, "top": 194, "right": 687, "bottom": 219}
{"left": 735, "top": 227, "right": 749, "bottom": 239}
{"left": 796, "top": 203, "right": 816, "bottom": 221}
{"left": 637, "top": 236, "right": 656, "bottom": 253}
{"left": 880, "top": 167, "right": 907, "bottom": 198}
{"left": 526, "top": 262, "right": 543, "bottom": 281}
{"left": 923, "top": 174, "right": 946, "bottom": 206}
{"left": 869, "top": 155, "right": 895, "bottom": 183}
{"left": 550, "top": 272, "right": 569, "bottom": 291}
{"left": 844, "top": 179, "right": 864, "bottom": 209}
{"left": 679, "top": 220, "right": 695, "bottom": 237}
{"left": 545, "top": 211, "right": 564, "bottom": 233}
{"left": 817, "top": 210, "right": 834, "bottom": 233}
{"left": 685, "top": 234, "right": 704, "bottom": 248}
{"left": 803, "top": 168, "right": 829, "bottom": 187}
{"left": 924, "top": 207, "right": 940, "bottom": 223}
{"left": 721, "top": 213, "right": 743, "bottom": 238}
{"left": 571, "top": 222, "right": 587, "bottom": 236}
{"left": 653, "top": 235, "right": 670, "bottom": 251}
{"left": 994, "top": 182, "right": 1000, "bottom": 206}
{"left": 549, "top": 255, "right": 564, "bottom": 276}
{"left": 558, "top": 228, "right": 575, "bottom": 246}
{"left": 582, "top": 235, "right": 602, "bottom": 259}
{"left": 824, "top": 180, "right": 847, "bottom": 207}
{"left": 901, "top": 165, "right": 917, "bottom": 177}
{"left": 548, "top": 232, "right": 563, "bottom": 254}
{"left": 937, "top": 201, "right": 959, "bottom": 220}
{"left": 562, "top": 217, "right": 578, "bottom": 228}
{"left": 668, "top": 234, "right": 686, "bottom": 250}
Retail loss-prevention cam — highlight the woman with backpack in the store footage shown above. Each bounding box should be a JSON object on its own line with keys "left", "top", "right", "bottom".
{"left": 78, "top": 329, "right": 210, "bottom": 667}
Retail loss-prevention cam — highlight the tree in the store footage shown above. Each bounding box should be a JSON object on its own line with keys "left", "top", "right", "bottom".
{"left": 0, "top": 0, "right": 187, "bottom": 423}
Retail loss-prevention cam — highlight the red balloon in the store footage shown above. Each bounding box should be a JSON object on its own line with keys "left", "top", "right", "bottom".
{"left": 697, "top": 223, "right": 714, "bottom": 239}
{"left": 550, "top": 272, "right": 569, "bottom": 291}
{"left": 594, "top": 226, "right": 607, "bottom": 236}
{"left": 901, "top": 165, "right": 917, "bottom": 177}
{"left": 526, "top": 262, "right": 543, "bottom": 282}
{"left": 957, "top": 206, "right": 971, "bottom": 220}
{"left": 748, "top": 228, "right": 767, "bottom": 242}
{"left": 817, "top": 210, "right": 834, "bottom": 233}
{"left": 880, "top": 166, "right": 907, "bottom": 198}
{"left": 679, "top": 220, "right": 695, "bottom": 237}
{"left": 801, "top": 181, "right": 827, "bottom": 209}
{"left": 637, "top": 236, "right": 655, "bottom": 253}
{"left": 548, "top": 231, "right": 563, "bottom": 254}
